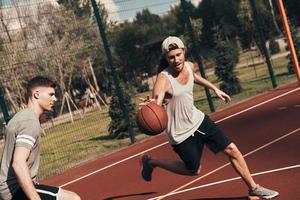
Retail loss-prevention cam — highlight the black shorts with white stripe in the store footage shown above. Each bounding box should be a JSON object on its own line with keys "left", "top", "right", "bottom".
{"left": 12, "top": 184, "right": 60, "bottom": 200}
{"left": 172, "top": 115, "right": 231, "bottom": 171}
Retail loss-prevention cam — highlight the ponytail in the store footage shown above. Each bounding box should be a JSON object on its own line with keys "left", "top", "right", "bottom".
{"left": 157, "top": 55, "right": 169, "bottom": 74}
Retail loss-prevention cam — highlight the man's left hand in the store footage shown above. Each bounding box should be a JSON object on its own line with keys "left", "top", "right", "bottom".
{"left": 215, "top": 89, "right": 231, "bottom": 103}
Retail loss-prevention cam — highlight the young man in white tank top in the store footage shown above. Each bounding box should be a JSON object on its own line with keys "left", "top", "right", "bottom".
{"left": 140, "top": 36, "right": 278, "bottom": 199}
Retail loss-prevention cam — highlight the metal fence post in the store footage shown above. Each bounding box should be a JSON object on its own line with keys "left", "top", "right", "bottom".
{"left": 90, "top": 0, "right": 135, "bottom": 143}
{"left": 180, "top": 0, "right": 215, "bottom": 112}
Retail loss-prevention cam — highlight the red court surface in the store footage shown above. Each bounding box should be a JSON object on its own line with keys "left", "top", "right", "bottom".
{"left": 42, "top": 82, "right": 300, "bottom": 200}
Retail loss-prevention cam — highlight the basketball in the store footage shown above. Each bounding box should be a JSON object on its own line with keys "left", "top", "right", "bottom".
{"left": 136, "top": 102, "right": 168, "bottom": 136}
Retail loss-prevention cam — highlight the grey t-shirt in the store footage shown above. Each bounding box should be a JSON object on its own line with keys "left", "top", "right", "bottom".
{"left": 0, "top": 108, "right": 41, "bottom": 200}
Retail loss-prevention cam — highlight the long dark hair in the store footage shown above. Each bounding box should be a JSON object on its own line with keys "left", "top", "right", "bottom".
{"left": 157, "top": 55, "right": 169, "bottom": 73}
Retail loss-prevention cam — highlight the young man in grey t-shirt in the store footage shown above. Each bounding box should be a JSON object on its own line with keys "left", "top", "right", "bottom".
{"left": 0, "top": 76, "right": 81, "bottom": 200}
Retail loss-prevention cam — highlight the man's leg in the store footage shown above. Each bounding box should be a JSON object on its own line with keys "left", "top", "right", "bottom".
{"left": 58, "top": 188, "right": 81, "bottom": 200}
{"left": 36, "top": 184, "right": 81, "bottom": 200}
{"left": 148, "top": 157, "right": 200, "bottom": 175}
{"left": 199, "top": 115, "right": 278, "bottom": 199}
{"left": 12, "top": 184, "right": 81, "bottom": 200}
{"left": 141, "top": 133, "right": 204, "bottom": 181}
{"left": 223, "top": 142, "right": 257, "bottom": 190}
{"left": 140, "top": 155, "right": 200, "bottom": 182}
{"left": 223, "top": 143, "right": 279, "bottom": 199}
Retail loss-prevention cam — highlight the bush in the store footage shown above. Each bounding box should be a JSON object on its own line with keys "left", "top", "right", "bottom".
{"left": 269, "top": 38, "right": 280, "bottom": 55}
{"left": 214, "top": 27, "right": 242, "bottom": 95}
{"left": 286, "top": 25, "right": 300, "bottom": 74}
{"left": 108, "top": 83, "right": 136, "bottom": 140}
{"left": 136, "top": 83, "right": 149, "bottom": 93}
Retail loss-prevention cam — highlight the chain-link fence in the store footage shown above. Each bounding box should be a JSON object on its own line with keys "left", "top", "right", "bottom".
{"left": 0, "top": 0, "right": 298, "bottom": 179}
{"left": 0, "top": 0, "right": 117, "bottom": 179}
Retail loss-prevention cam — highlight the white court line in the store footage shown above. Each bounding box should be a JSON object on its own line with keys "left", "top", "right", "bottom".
{"left": 60, "top": 86, "right": 300, "bottom": 187}
{"left": 60, "top": 141, "right": 168, "bottom": 187}
{"left": 148, "top": 164, "right": 300, "bottom": 199}
{"left": 148, "top": 128, "right": 300, "bottom": 200}
{"left": 215, "top": 87, "right": 300, "bottom": 123}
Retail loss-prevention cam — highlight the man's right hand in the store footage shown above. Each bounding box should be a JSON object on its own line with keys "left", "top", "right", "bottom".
{"left": 138, "top": 96, "right": 156, "bottom": 108}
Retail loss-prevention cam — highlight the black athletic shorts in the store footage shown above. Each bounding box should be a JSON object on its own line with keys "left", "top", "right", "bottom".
{"left": 12, "top": 184, "right": 60, "bottom": 200}
{"left": 172, "top": 115, "right": 231, "bottom": 171}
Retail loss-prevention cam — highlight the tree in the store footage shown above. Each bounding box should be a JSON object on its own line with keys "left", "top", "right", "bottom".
{"left": 112, "top": 9, "right": 165, "bottom": 86}
{"left": 0, "top": 1, "right": 49, "bottom": 110}
{"left": 267, "top": 0, "right": 281, "bottom": 34}
{"left": 198, "top": 0, "right": 240, "bottom": 49}
{"left": 237, "top": 0, "right": 255, "bottom": 50}
{"left": 283, "top": 0, "right": 300, "bottom": 26}
{"left": 256, "top": 0, "right": 278, "bottom": 39}
{"left": 214, "top": 27, "right": 242, "bottom": 95}
{"left": 108, "top": 83, "right": 136, "bottom": 139}
{"left": 57, "top": 0, "right": 91, "bottom": 18}
{"left": 286, "top": 25, "right": 300, "bottom": 74}
{"left": 56, "top": 0, "right": 111, "bottom": 96}
{"left": 269, "top": 38, "right": 280, "bottom": 55}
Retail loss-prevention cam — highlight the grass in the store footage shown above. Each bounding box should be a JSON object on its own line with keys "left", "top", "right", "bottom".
{"left": 0, "top": 50, "right": 297, "bottom": 179}
{"left": 39, "top": 110, "right": 149, "bottom": 178}
{"left": 238, "top": 49, "right": 261, "bottom": 64}
{"left": 194, "top": 55, "right": 294, "bottom": 113}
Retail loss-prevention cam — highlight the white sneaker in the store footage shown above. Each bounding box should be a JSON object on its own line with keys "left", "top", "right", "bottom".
{"left": 249, "top": 185, "right": 279, "bottom": 199}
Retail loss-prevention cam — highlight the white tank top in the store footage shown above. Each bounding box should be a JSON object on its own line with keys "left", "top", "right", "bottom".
{"left": 161, "top": 62, "right": 205, "bottom": 144}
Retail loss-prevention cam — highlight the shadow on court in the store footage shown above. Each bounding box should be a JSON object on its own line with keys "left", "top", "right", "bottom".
{"left": 103, "top": 192, "right": 157, "bottom": 200}
{"left": 190, "top": 196, "right": 250, "bottom": 200}
{"left": 90, "top": 134, "right": 115, "bottom": 141}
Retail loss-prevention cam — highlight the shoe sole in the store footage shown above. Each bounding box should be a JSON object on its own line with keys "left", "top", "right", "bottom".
{"left": 248, "top": 192, "right": 279, "bottom": 199}
{"left": 248, "top": 196, "right": 261, "bottom": 200}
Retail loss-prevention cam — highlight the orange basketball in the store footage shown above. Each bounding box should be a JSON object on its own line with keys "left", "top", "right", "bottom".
{"left": 136, "top": 102, "right": 168, "bottom": 136}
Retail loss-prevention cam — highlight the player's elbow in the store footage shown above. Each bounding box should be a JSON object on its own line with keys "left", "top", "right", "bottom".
{"left": 12, "top": 159, "right": 20, "bottom": 168}
{"left": 12, "top": 160, "right": 21, "bottom": 174}
{"left": 12, "top": 160, "right": 26, "bottom": 175}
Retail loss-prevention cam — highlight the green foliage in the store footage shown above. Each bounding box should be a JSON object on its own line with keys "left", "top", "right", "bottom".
{"left": 108, "top": 83, "right": 136, "bottom": 139}
{"left": 111, "top": 8, "right": 182, "bottom": 85}
{"left": 135, "top": 9, "right": 160, "bottom": 25}
{"left": 57, "top": 0, "right": 91, "bottom": 18}
{"left": 237, "top": 0, "right": 254, "bottom": 50}
{"left": 198, "top": 0, "right": 240, "bottom": 49}
{"left": 133, "top": 77, "right": 149, "bottom": 93}
{"left": 214, "top": 28, "right": 242, "bottom": 95}
{"left": 54, "top": 1, "right": 109, "bottom": 95}
{"left": 237, "top": 0, "right": 281, "bottom": 51}
{"left": 286, "top": 25, "right": 300, "bottom": 74}
{"left": 269, "top": 38, "right": 280, "bottom": 55}
{"left": 284, "top": 0, "right": 300, "bottom": 26}
{"left": 255, "top": 1, "right": 277, "bottom": 39}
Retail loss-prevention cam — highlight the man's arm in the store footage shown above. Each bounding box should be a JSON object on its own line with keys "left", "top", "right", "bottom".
{"left": 190, "top": 62, "right": 231, "bottom": 102}
{"left": 152, "top": 73, "right": 170, "bottom": 106}
{"left": 12, "top": 147, "right": 41, "bottom": 200}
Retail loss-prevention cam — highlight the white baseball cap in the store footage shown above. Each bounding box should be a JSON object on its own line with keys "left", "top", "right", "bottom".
{"left": 161, "top": 36, "right": 185, "bottom": 54}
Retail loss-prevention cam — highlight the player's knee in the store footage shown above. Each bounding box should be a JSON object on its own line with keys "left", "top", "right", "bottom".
{"left": 69, "top": 193, "right": 81, "bottom": 200}
{"left": 187, "top": 162, "right": 201, "bottom": 175}
{"left": 73, "top": 194, "right": 81, "bottom": 200}
{"left": 224, "top": 143, "right": 242, "bottom": 158}
{"left": 190, "top": 167, "right": 201, "bottom": 176}
{"left": 69, "top": 192, "right": 81, "bottom": 200}
{"left": 59, "top": 189, "right": 81, "bottom": 200}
